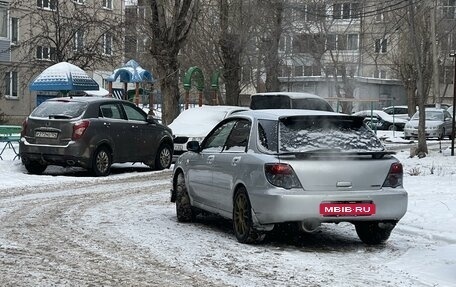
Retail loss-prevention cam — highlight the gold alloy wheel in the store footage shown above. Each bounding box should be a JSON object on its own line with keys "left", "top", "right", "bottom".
{"left": 234, "top": 192, "right": 249, "bottom": 237}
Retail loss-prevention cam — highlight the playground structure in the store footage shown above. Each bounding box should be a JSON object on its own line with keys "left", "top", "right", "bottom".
{"left": 183, "top": 66, "right": 220, "bottom": 109}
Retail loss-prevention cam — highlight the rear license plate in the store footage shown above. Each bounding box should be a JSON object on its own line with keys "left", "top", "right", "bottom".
{"left": 319, "top": 202, "right": 376, "bottom": 217}
{"left": 35, "top": 131, "right": 58, "bottom": 138}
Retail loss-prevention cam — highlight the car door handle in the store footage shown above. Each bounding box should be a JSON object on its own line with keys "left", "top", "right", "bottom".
{"left": 232, "top": 156, "right": 241, "bottom": 166}
{"left": 103, "top": 122, "right": 111, "bottom": 127}
{"left": 207, "top": 155, "right": 215, "bottom": 164}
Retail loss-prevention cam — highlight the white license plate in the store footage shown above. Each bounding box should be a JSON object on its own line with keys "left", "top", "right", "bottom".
{"left": 174, "top": 144, "right": 184, "bottom": 151}
{"left": 35, "top": 131, "right": 58, "bottom": 138}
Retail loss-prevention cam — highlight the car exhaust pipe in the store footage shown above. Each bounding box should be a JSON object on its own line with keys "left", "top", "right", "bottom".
{"left": 299, "top": 220, "right": 321, "bottom": 233}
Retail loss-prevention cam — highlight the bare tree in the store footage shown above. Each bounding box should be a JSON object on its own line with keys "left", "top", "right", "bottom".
{"left": 7, "top": 0, "right": 124, "bottom": 81}
{"left": 257, "top": 0, "right": 283, "bottom": 92}
{"left": 406, "top": 0, "right": 432, "bottom": 157}
{"left": 147, "top": 0, "right": 199, "bottom": 125}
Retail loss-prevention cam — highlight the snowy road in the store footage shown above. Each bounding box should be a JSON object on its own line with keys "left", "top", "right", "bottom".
{"left": 0, "top": 170, "right": 218, "bottom": 286}
{"left": 0, "top": 158, "right": 454, "bottom": 286}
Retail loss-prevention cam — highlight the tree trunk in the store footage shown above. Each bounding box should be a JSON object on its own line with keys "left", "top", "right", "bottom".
{"left": 156, "top": 57, "right": 181, "bottom": 125}
{"left": 264, "top": 1, "right": 282, "bottom": 92}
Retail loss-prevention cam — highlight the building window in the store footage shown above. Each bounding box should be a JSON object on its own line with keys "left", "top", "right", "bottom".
{"left": 442, "top": 0, "right": 456, "bottom": 19}
{"left": 375, "top": 39, "right": 388, "bottom": 53}
{"left": 37, "top": 0, "right": 56, "bottom": 10}
{"left": 326, "top": 34, "right": 358, "bottom": 50}
{"left": 294, "top": 66, "right": 303, "bottom": 76}
{"left": 347, "top": 34, "right": 359, "bottom": 50}
{"left": 333, "top": 2, "right": 360, "bottom": 20}
{"left": 11, "top": 18, "right": 19, "bottom": 44}
{"left": 374, "top": 70, "right": 387, "bottom": 79}
{"left": 4, "top": 71, "right": 18, "bottom": 98}
{"left": 74, "top": 30, "right": 84, "bottom": 51}
{"left": 103, "top": 0, "right": 113, "bottom": 9}
{"left": 326, "top": 34, "right": 336, "bottom": 50}
{"left": 279, "top": 35, "right": 292, "bottom": 53}
{"left": 0, "top": 6, "right": 7, "bottom": 38}
{"left": 305, "top": 3, "right": 326, "bottom": 22}
{"left": 36, "top": 46, "right": 56, "bottom": 60}
{"left": 125, "top": 35, "right": 137, "bottom": 54}
{"left": 103, "top": 33, "right": 113, "bottom": 55}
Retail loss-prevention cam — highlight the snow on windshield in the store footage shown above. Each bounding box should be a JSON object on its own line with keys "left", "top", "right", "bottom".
{"left": 259, "top": 116, "right": 385, "bottom": 153}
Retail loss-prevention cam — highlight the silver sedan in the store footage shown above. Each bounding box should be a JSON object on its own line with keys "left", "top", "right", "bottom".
{"left": 171, "top": 109, "right": 408, "bottom": 244}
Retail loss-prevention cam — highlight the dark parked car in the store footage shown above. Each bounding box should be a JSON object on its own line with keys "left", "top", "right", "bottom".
{"left": 171, "top": 109, "right": 407, "bottom": 244}
{"left": 352, "top": 110, "right": 408, "bottom": 131}
{"left": 250, "top": 92, "right": 334, "bottom": 112}
{"left": 20, "top": 97, "right": 173, "bottom": 176}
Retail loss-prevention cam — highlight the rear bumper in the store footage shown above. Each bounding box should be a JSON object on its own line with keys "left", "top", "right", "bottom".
{"left": 19, "top": 138, "right": 91, "bottom": 168}
{"left": 249, "top": 188, "right": 408, "bottom": 224}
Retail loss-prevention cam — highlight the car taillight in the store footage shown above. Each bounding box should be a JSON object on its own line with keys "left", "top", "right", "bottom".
{"left": 383, "top": 162, "right": 403, "bottom": 188}
{"left": 21, "top": 118, "right": 28, "bottom": 137}
{"left": 72, "top": 120, "right": 90, "bottom": 140}
{"left": 264, "top": 163, "right": 302, "bottom": 189}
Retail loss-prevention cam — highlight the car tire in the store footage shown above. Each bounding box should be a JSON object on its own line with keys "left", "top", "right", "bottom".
{"left": 233, "top": 187, "right": 264, "bottom": 244}
{"left": 23, "top": 160, "right": 47, "bottom": 175}
{"left": 91, "top": 146, "right": 111, "bottom": 177}
{"left": 154, "top": 144, "right": 172, "bottom": 170}
{"left": 355, "top": 222, "right": 394, "bottom": 245}
{"left": 175, "top": 172, "right": 195, "bottom": 222}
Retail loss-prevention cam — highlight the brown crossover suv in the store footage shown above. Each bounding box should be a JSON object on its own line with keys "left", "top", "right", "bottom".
{"left": 19, "top": 97, "right": 173, "bottom": 176}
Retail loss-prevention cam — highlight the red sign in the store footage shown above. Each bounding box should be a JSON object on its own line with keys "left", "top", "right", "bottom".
{"left": 320, "top": 202, "right": 376, "bottom": 217}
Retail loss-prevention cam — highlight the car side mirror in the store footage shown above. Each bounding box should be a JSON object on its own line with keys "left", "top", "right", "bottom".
{"left": 187, "top": 141, "right": 201, "bottom": 152}
{"left": 147, "top": 115, "right": 160, "bottom": 124}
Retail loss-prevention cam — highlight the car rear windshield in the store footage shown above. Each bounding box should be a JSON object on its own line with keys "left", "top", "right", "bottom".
{"left": 31, "top": 100, "right": 88, "bottom": 119}
{"left": 258, "top": 116, "right": 385, "bottom": 153}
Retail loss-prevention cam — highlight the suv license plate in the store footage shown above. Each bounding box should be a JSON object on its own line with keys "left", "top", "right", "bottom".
{"left": 35, "top": 131, "right": 58, "bottom": 138}
{"left": 319, "top": 202, "right": 376, "bottom": 217}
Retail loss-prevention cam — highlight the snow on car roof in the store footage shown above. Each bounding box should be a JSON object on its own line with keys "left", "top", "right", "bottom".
{"left": 168, "top": 105, "right": 249, "bottom": 137}
{"left": 232, "top": 109, "right": 344, "bottom": 121}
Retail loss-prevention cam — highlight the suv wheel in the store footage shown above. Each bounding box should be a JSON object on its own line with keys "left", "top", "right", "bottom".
{"left": 155, "top": 144, "right": 172, "bottom": 170}
{"left": 355, "top": 222, "right": 394, "bottom": 245}
{"left": 91, "top": 147, "right": 111, "bottom": 177}
{"left": 23, "top": 160, "right": 47, "bottom": 175}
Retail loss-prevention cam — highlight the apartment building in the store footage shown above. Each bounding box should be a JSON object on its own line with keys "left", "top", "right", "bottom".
{"left": 0, "top": 0, "right": 125, "bottom": 124}
{"left": 277, "top": 0, "right": 409, "bottom": 112}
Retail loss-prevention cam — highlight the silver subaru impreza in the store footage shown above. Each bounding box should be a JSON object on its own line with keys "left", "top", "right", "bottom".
{"left": 171, "top": 109, "right": 408, "bottom": 244}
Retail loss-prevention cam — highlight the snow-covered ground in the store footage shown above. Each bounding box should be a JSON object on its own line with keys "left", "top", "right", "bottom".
{"left": 0, "top": 134, "right": 455, "bottom": 286}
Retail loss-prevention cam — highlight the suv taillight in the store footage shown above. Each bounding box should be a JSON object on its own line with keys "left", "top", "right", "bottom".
{"left": 383, "top": 162, "right": 403, "bottom": 188}
{"left": 21, "top": 118, "right": 28, "bottom": 137}
{"left": 72, "top": 120, "right": 90, "bottom": 140}
{"left": 264, "top": 163, "right": 302, "bottom": 189}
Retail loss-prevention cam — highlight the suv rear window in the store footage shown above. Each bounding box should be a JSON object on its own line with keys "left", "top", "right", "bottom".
{"left": 31, "top": 100, "right": 88, "bottom": 119}
{"left": 258, "top": 116, "right": 384, "bottom": 153}
{"left": 250, "top": 95, "right": 333, "bottom": 112}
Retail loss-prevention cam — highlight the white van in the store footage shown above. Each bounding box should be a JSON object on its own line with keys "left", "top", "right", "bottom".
{"left": 249, "top": 92, "right": 333, "bottom": 112}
